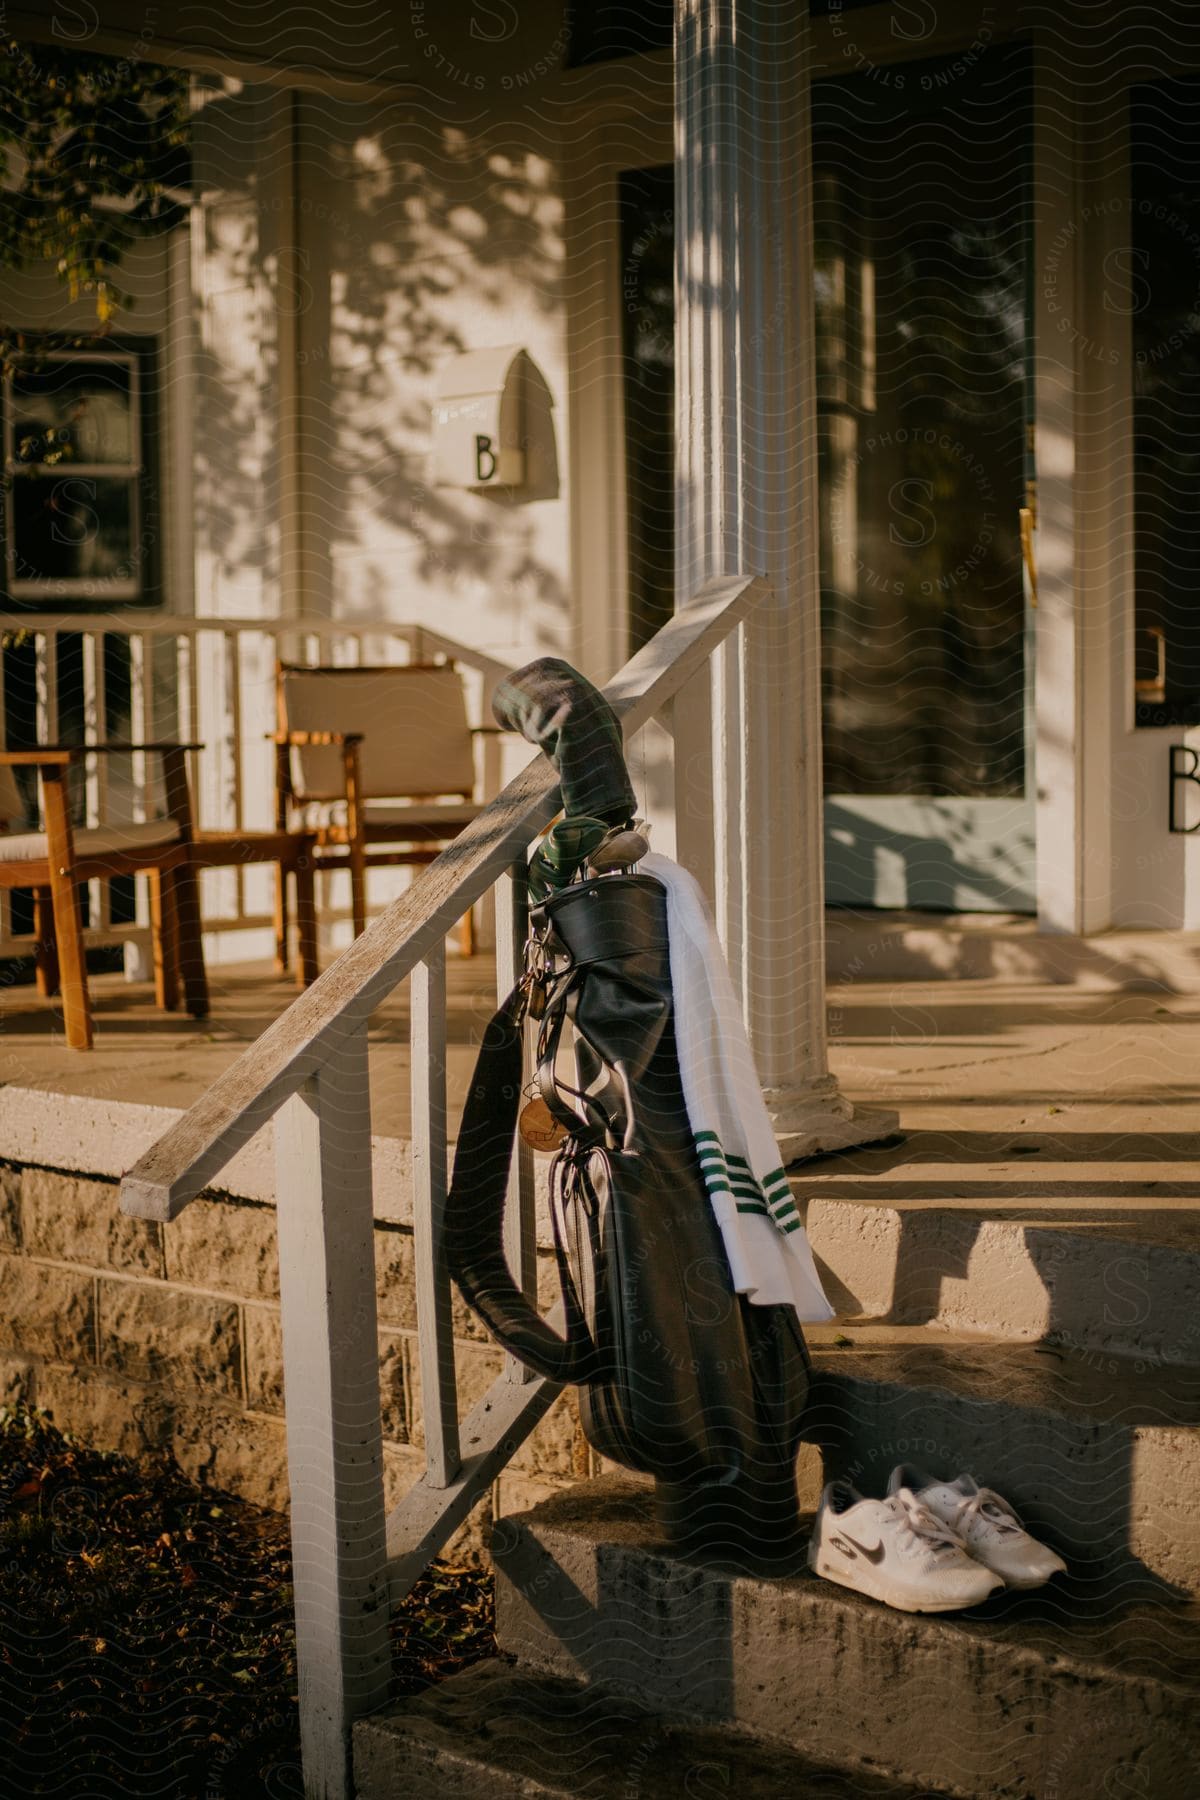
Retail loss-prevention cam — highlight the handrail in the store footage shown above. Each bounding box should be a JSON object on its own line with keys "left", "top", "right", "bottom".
{"left": 120, "top": 573, "right": 768, "bottom": 1223}
{"left": 116, "top": 571, "right": 769, "bottom": 1800}
{"left": 3, "top": 611, "right": 511, "bottom": 687}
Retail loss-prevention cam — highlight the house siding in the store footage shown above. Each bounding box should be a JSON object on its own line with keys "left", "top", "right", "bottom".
{"left": 186, "top": 65, "right": 575, "bottom": 665}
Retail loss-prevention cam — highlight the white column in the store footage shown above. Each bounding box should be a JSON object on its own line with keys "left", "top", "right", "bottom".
{"left": 1034, "top": 29, "right": 1143, "bottom": 935}
{"left": 1032, "top": 39, "right": 1085, "bottom": 934}
{"left": 673, "top": 0, "right": 896, "bottom": 1162}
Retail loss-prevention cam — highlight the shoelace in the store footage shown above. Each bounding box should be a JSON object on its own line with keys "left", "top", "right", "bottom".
{"left": 889, "top": 1487, "right": 966, "bottom": 1558}
{"left": 952, "top": 1485, "right": 1023, "bottom": 1538}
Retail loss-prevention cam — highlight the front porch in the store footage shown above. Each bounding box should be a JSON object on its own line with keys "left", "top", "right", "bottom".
{"left": 7, "top": 924, "right": 1200, "bottom": 1146}
{"left": 4, "top": 1, "right": 1200, "bottom": 1790}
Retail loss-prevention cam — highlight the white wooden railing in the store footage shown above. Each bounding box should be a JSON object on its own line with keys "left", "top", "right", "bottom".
{"left": 118, "top": 573, "right": 769, "bottom": 1800}
{"left": 0, "top": 613, "right": 508, "bottom": 960}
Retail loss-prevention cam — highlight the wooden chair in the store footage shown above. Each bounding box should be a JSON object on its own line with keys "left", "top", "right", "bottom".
{"left": 272, "top": 661, "right": 501, "bottom": 959}
{"left": 0, "top": 742, "right": 208, "bottom": 1050}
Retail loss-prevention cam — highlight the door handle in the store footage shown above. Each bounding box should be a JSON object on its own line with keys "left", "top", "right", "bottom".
{"left": 1019, "top": 505, "right": 1037, "bottom": 609}
{"left": 1134, "top": 626, "right": 1166, "bottom": 704}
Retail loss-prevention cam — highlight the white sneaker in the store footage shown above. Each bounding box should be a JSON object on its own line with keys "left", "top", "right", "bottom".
{"left": 889, "top": 1465, "right": 1068, "bottom": 1591}
{"left": 808, "top": 1479, "right": 1004, "bottom": 1613}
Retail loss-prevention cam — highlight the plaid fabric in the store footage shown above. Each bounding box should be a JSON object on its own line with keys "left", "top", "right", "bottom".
{"left": 493, "top": 657, "right": 635, "bottom": 826}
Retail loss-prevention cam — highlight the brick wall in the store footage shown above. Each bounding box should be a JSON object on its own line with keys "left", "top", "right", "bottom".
{"left": 0, "top": 1160, "right": 592, "bottom": 1560}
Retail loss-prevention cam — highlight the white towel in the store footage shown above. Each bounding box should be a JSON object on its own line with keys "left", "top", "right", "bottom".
{"left": 641, "top": 852, "right": 835, "bottom": 1323}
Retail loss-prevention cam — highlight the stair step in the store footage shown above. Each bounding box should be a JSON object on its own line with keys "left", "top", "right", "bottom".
{"left": 791, "top": 1123, "right": 1200, "bottom": 1360}
{"left": 799, "top": 1327, "right": 1200, "bottom": 1597}
{"left": 493, "top": 1475, "right": 1200, "bottom": 1800}
{"left": 354, "top": 1661, "right": 930, "bottom": 1800}
{"left": 799, "top": 1158, "right": 1200, "bottom": 1367}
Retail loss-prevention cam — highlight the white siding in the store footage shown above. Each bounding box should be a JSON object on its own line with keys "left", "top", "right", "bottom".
{"left": 292, "top": 91, "right": 571, "bottom": 665}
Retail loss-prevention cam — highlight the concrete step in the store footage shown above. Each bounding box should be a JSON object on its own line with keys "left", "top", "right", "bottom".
{"left": 492, "top": 1476, "right": 1200, "bottom": 1800}
{"left": 798, "top": 1325, "right": 1200, "bottom": 1599}
{"left": 797, "top": 1142, "right": 1200, "bottom": 1366}
{"left": 354, "top": 1660, "right": 932, "bottom": 1799}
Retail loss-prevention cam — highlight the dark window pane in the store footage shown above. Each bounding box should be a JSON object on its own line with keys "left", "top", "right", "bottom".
{"left": 1131, "top": 77, "right": 1200, "bottom": 724}
{"left": 566, "top": 2, "right": 671, "bottom": 67}
{"left": 10, "top": 359, "right": 135, "bottom": 467}
{"left": 108, "top": 874, "right": 137, "bottom": 925}
{"left": 814, "top": 44, "right": 1031, "bottom": 797}
{"left": 2, "top": 636, "right": 37, "bottom": 822}
{"left": 51, "top": 631, "right": 89, "bottom": 824}
{"left": 620, "top": 165, "right": 675, "bottom": 652}
{"left": 2, "top": 340, "right": 159, "bottom": 611}
{"left": 10, "top": 474, "right": 135, "bottom": 586}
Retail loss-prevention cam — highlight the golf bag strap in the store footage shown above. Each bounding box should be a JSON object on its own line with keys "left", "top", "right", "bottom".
{"left": 535, "top": 985, "right": 608, "bottom": 1146}
{"left": 445, "top": 979, "right": 583, "bottom": 1385}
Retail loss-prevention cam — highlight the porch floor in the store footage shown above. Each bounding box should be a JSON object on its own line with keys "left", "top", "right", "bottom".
{"left": 819, "top": 970, "right": 1200, "bottom": 1216}
{"left": 0, "top": 954, "right": 499, "bottom": 1140}
{"left": 2, "top": 948, "right": 1198, "bottom": 1219}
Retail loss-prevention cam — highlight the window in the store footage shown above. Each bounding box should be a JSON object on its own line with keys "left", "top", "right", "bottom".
{"left": 2, "top": 342, "right": 159, "bottom": 609}
{"left": 813, "top": 45, "right": 1031, "bottom": 798}
{"left": 619, "top": 164, "right": 675, "bottom": 653}
{"left": 1131, "top": 77, "right": 1200, "bottom": 726}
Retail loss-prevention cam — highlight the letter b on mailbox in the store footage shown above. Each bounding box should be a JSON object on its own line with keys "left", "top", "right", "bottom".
{"left": 432, "top": 347, "right": 527, "bottom": 489}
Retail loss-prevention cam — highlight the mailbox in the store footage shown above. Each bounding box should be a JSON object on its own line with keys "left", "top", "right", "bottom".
{"left": 432, "top": 346, "right": 526, "bottom": 489}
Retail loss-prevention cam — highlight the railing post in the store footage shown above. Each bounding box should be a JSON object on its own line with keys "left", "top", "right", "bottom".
{"left": 411, "top": 945, "right": 461, "bottom": 1484}
{"left": 126, "top": 630, "right": 152, "bottom": 981}
{"left": 224, "top": 630, "right": 247, "bottom": 924}
{"left": 34, "top": 632, "right": 59, "bottom": 829}
{"left": 0, "top": 640, "right": 7, "bottom": 952}
{"left": 496, "top": 857, "right": 537, "bottom": 1382}
{"left": 274, "top": 1020, "right": 390, "bottom": 1800}
{"left": 81, "top": 631, "right": 108, "bottom": 932}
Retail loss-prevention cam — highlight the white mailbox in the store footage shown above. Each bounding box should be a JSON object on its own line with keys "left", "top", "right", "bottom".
{"left": 432, "top": 345, "right": 526, "bottom": 489}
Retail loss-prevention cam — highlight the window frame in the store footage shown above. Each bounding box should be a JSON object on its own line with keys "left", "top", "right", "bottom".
{"left": 2, "top": 338, "right": 161, "bottom": 611}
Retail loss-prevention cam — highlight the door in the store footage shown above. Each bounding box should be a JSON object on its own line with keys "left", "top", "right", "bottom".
{"left": 611, "top": 43, "right": 1037, "bottom": 909}
{"left": 814, "top": 44, "right": 1037, "bottom": 911}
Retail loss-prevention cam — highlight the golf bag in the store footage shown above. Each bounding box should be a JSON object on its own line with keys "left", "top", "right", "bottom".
{"left": 445, "top": 659, "right": 811, "bottom": 1552}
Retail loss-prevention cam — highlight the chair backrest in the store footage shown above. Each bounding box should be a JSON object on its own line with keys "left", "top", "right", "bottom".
{"left": 279, "top": 663, "right": 477, "bottom": 803}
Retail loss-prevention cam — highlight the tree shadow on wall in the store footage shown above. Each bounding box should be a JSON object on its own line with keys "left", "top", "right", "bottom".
{"left": 191, "top": 76, "right": 570, "bottom": 632}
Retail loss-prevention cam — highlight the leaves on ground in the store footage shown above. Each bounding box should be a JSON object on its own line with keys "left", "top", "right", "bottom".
{"left": 0, "top": 1403, "right": 495, "bottom": 1797}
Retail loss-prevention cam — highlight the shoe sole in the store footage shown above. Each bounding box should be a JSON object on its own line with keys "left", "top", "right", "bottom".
{"left": 809, "top": 1551, "right": 1002, "bottom": 1614}
{"left": 991, "top": 1568, "right": 1067, "bottom": 1591}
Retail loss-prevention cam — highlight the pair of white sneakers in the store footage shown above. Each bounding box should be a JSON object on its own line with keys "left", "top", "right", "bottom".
{"left": 808, "top": 1463, "right": 1068, "bottom": 1614}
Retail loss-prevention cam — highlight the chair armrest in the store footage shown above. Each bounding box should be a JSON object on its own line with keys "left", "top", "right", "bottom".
{"left": 0, "top": 748, "right": 78, "bottom": 766}
{"left": 87, "top": 740, "right": 205, "bottom": 755}
{"left": 28, "top": 741, "right": 206, "bottom": 756}
{"left": 270, "top": 730, "right": 365, "bottom": 746}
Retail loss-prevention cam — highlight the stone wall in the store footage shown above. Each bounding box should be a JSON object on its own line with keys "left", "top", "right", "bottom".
{"left": 0, "top": 1160, "right": 591, "bottom": 1561}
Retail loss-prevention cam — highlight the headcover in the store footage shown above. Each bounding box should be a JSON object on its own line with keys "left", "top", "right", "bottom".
{"left": 492, "top": 656, "right": 635, "bottom": 827}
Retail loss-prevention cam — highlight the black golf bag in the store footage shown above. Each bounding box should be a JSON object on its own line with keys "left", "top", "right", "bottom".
{"left": 445, "top": 659, "right": 811, "bottom": 1559}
